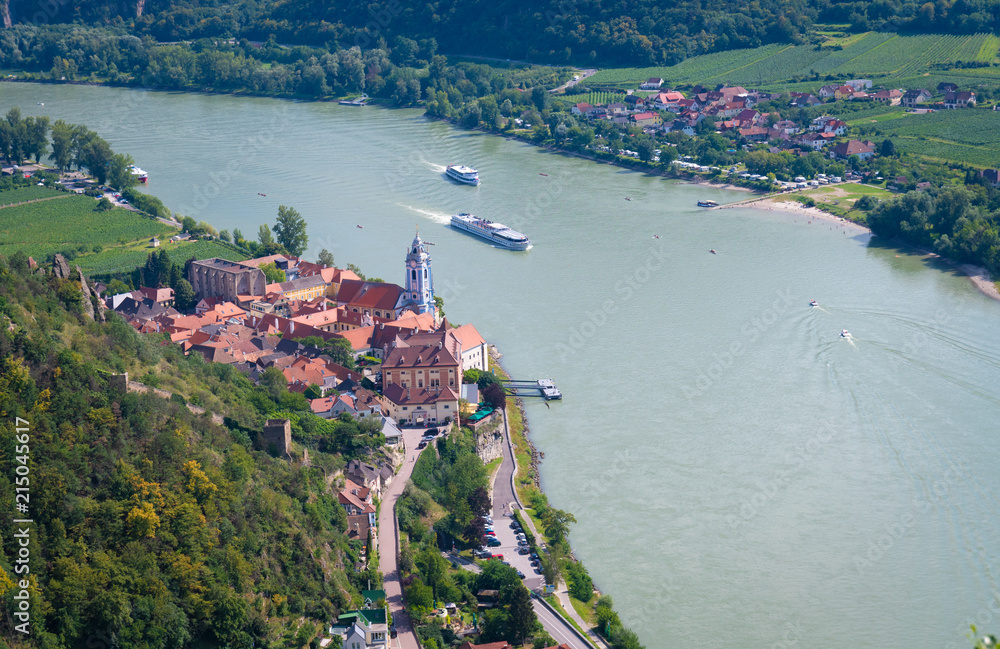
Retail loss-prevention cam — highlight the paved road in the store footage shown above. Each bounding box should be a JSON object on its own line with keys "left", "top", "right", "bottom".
{"left": 377, "top": 427, "right": 435, "bottom": 649}
{"left": 532, "top": 598, "right": 594, "bottom": 649}
{"left": 485, "top": 409, "right": 595, "bottom": 649}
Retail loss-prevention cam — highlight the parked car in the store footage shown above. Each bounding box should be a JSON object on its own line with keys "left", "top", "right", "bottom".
{"left": 487, "top": 538, "right": 502, "bottom": 547}
{"left": 489, "top": 554, "right": 504, "bottom": 560}
{"left": 517, "top": 548, "right": 529, "bottom": 555}
{"left": 516, "top": 570, "right": 526, "bottom": 579}
{"left": 416, "top": 441, "right": 427, "bottom": 450}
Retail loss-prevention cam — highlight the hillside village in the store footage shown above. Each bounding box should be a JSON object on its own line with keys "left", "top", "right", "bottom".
{"left": 560, "top": 78, "right": 999, "bottom": 189}
{"left": 99, "top": 230, "right": 487, "bottom": 432}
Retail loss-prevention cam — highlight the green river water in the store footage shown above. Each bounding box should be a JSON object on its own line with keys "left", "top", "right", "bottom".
{"left": 3, "top": 83, "right": 1000, "bottom": 649}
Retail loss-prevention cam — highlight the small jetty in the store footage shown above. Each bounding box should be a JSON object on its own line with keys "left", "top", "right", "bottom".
{"left": 339, "top": 93, "right": 369, "bottom": 106}
{"left": 502, "top": 378, "right": 562, "bottom": 400}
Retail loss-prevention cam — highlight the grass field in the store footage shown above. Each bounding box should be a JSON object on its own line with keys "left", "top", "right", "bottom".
{"left": 775, "top": 183, "right": 894, "bottom": 218}
{"left": 586, "top": 33, "right": 1000, "bottom": 90}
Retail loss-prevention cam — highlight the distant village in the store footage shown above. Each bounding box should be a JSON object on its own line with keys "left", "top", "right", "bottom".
{"left": 565, "top": 77, "right": 999, "bottom": 188}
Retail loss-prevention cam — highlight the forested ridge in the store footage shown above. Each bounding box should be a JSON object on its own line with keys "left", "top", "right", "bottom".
{"left": 2, "top": 0, "right": 1000, "bottom": 66}
{"left": 0, "top": 253, "right": 387, "bottom": 647}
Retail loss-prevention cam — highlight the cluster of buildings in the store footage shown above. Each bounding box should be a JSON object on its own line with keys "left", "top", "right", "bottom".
{"left": 106, "top": 229, "right": 489, "bottom": 443}
{"left": 568, "top": 77, "right": 983, "bottom": 164}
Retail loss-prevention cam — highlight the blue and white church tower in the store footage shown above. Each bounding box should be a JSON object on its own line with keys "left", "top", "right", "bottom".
{"left": 404, "top": 228, "right": 436, "bottom": 315}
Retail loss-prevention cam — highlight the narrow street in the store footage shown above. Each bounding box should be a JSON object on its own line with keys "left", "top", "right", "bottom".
{"left": 377, "top": 427, "right": 432, "bottom": 649}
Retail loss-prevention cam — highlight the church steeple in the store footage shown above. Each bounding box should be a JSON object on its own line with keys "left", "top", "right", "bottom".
{"left": 404, "top": 228, "right": 435, "bottom": 315}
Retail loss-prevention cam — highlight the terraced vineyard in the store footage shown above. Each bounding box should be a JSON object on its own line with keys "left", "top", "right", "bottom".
{"left": 863, "top": 110, "right": 1000, "bottom": 167}
{"left": 558, "top": 91, "right": 626, "bottom": 106}
{"left": 586, "top": 33, "right": 1000, "bottom": 89}
{"left": 80, "top": 239, "right": 249, "bottom": 275}
{"left": 0, "top": 185, "right": 65, "bottom": 206}
{"left": 0, "top": 193, "right": 172, "bottom": 259}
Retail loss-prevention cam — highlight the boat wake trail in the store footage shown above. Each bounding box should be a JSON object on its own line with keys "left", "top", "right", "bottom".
{"left": 425, "top": 161, "right": 447, "bottom": 174}
{"left": 396, "top": 203, "right": 450, "bottom": 224}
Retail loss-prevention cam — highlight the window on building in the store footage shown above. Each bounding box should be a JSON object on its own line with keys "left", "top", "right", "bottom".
{"left": 411, "top": 270, "right": 416, "bottom": 280}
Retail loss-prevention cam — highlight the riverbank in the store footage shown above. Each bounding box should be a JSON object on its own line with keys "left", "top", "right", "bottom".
{"left": 729, "top": 196, "right": 1000, "bottom": 304}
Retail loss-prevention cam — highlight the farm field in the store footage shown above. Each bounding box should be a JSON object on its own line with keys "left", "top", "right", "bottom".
{"left": 79, "top": 238, "right": 249, "bottom": 275}
{"left": 860, "top": 110, "right": 1000, "bottom": 167}
{"left": 557, "top": 91, "right": 626, "bottom": 107}
{"left": 585, "top": 33, "right": 1000, "bottom": 90}
{"left": 0, "top": 192, "right": 173, "bottom": 259}
{"left": 0, "top": 185, "right": 65, "bottom": 206}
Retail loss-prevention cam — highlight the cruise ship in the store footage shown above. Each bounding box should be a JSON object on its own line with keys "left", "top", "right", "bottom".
{"left": 445, "top": 164, "right": 481, "bottom": 185}
{"left": 450, "top": 213, "right": 530, "bottom": 250}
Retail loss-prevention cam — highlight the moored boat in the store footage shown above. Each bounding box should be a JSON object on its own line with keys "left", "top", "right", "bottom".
{"left": 446, "top": 164, "right": 481, "bottom": 185}
{"left": 698, "top": 200, "right": 719, "bottom": 207}
{"left": 129, "top": 165, "right": 148, "bottom": 183}
{"left": 450, "top": 213, "right": 530, "bottom": 250}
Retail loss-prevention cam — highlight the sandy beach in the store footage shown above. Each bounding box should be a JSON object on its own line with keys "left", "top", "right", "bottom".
{"left": 723, "top": 196, "right": 872, "bottom": 234}
{"left": 729, "top": 197, "right": 1000, "bottom": 303}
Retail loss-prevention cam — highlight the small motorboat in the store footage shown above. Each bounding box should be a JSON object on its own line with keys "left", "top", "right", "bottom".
{"left": 539, "top": 173, "right": 548, "bottom": 176}
{"left": 257, "top": 192, "right": 267, "bottom": 196}
{"left": 810, "top": 300, "right": 818, "bottom": 307}
{"left": 356, "top": 224, "right": 363, "bottom": 229}
{"left": 841, "top": 329, "right": 851, "bottom": 338}
{"left": 709, "top": 249, "right": 716, "bottom": 254}
{"left": 625, "top": 197, "right": 632, "bottom": 201}
{"left": 698, "top": 200, "right": 719, "bottom": 208}
{"left": 653, "top": 235, "right": 660, "bottom": 239}
{"left": 37, "top": 102, "right": 44, "bottom": 106}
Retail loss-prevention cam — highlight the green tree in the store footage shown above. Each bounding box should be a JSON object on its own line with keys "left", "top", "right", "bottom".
{"left": 174, "top": 279, "right": 197, "bottom": 311}
{"left": 274, "top": 205, "right": 309, "bottom": 256}
{"left": 219, "top": 230, "right": 231, "bottom": 242}
{"left": 259, "top": 262, "right": 286, "bottom": 284}
{"left": 505, "top": 585, "right": 537, "bottom": 645}
{"left": 107, "top": 152, "right": 139, "bottom": 191}
{"left": 318, "top": 249, "right": 335, "bottom": 267}
{"left": 258, "top": 223, "right": 275, "bottom": 247}
{"left": 95, "top": 197, "right": 114, "bottom": 211}
{"left": 635, "top": 137, "right": 656, "bottom": 162}
{"left": 49, "top": 119, "right": 75, "bottom": 170}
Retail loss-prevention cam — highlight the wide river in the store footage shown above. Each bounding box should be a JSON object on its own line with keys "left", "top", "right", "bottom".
{"left": 4, "top": 84, "right": 1000, "bottom": 649}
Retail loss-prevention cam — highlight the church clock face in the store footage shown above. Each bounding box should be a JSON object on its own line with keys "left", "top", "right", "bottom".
{"left": 409, "top": 261, "right": 417, "bottom": 268}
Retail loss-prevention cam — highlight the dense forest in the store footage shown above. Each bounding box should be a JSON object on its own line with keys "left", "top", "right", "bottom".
{"left": 0, "top": 252, "right": 389, "bottom": 647}
{"left": 2, "top": 0, "right": 1000, "bottom": 67}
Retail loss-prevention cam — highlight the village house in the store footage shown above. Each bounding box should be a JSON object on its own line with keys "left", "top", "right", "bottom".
{"left": 790, "top": 94, "right": 821, "bottom": 107}
{"left": 818, "top": 84, "right": 839, "bottom": 99}
{"left": 980, "top": 169, "right": 1000, "bottom": 187}
{"left": 383, "top": 384, "right": 460, "bottom": 426}
{"left": 651, "top": 91, "right": 685, "bottom": 111}
{"left": 901, "top": 89, "right": 932, "bottom": 108}
{"left": 772, "top": 119, "right": 799, "bottom": 135}
{"left": 630, "top": 111, "right": 662, "bottom": 127}
{"left": 738, "top": 126, "right": 769, "bottom": 142}
{"left": 639, "top": 77, "right": 664, "bottom": 90}
{"left": 328, "top": 609, "right": 389, "bottom": 649}
{"left": 943, "top": 91, "right": 976, "bottom": 108}
{"left": 871, "top": 89, "right": 903, "bottom": 105}
{"left": 845, "top": 79, "right": 872, "bottom": 91}
{"left": 265, "top": 274, "right": 329, "bottom": 301}
{"left": 571, "top": 102, "right": 592, "bottom": 116}
{"left": 831, "top": 139, "right": 875, "bottom": 160}
{"left": 606, "top": 102, "right": 628, "bottom": 116}
{"left": 938, "top": 82, "right": 958, "bottom": 93}
{"left": 136, "top": 286, "right": 175, "bottom": 308}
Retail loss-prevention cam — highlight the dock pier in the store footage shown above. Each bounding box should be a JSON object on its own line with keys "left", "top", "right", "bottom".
{"left": 501, "top": 379, "right": 562, "bottom": 400}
